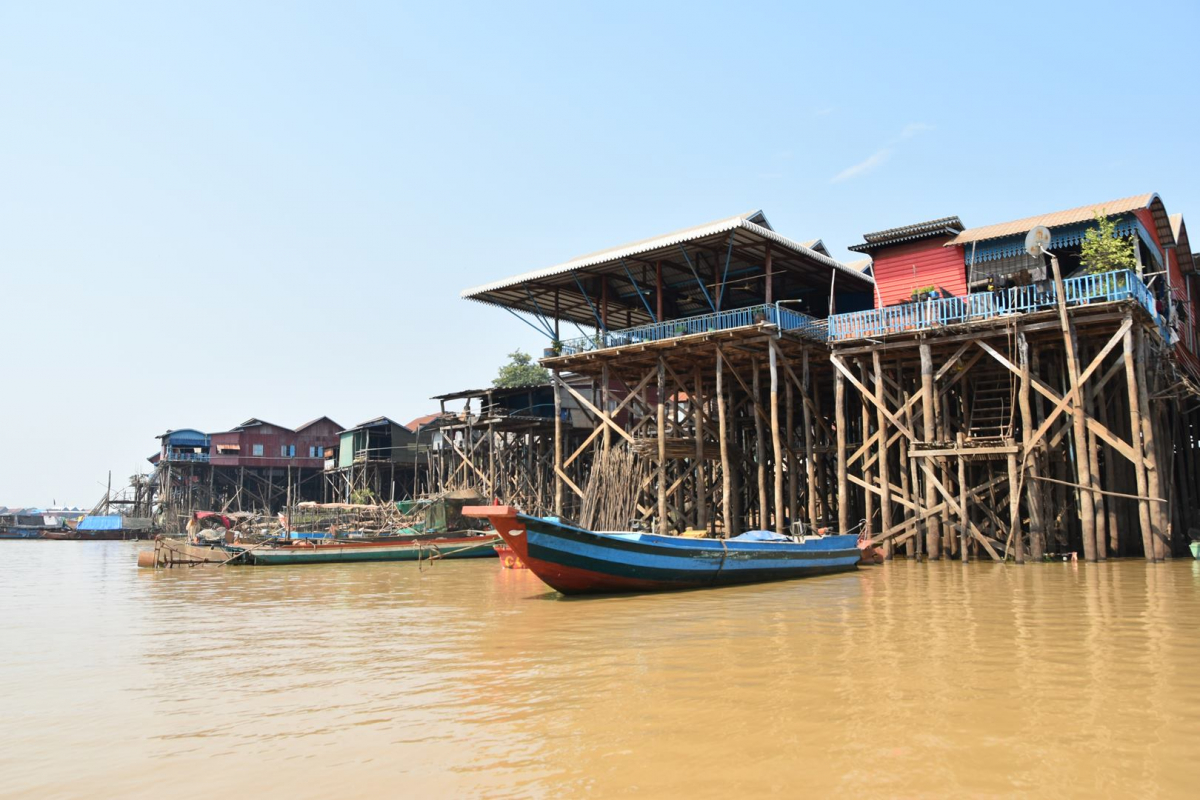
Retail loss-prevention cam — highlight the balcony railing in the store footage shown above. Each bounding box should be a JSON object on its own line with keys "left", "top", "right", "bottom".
{"left": 165, "top": 449, "right": 210, "bottom": 463}
{"left": 557, "top": 303, "right": 827, "bottom": 355}
{"left": 827, "top": 269, "right": 1158, "bottom": 342}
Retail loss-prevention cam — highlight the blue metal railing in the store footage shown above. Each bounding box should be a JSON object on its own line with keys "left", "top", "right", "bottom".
{"left": 550, "top": 271, "right": 1161, "bottom": 354}
{"left": 556, "top": 303, "right": 827, "bottom": 355}
{"left": 165, "top": 449, "right": 210, "bottom": 463}
{"left": 827, "top": 269, "right": 1159, "bottom": 342}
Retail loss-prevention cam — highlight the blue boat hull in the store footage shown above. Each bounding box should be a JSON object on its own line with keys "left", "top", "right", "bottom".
{"left": 464, "top": 506, "right": 860, "bottom": 595}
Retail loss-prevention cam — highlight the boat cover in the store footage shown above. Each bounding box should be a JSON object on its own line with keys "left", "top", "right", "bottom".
{"left": 729, "top": 530, "right": 792, "bottom": 542}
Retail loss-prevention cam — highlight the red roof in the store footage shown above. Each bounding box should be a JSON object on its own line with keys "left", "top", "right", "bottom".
{"left": 405, "top": 413, "right": 442, "bottom": 432}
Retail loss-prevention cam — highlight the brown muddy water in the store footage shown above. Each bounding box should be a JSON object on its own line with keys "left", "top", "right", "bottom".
{"left": 2, "top": 541, "right": 1198, "bottom": 798}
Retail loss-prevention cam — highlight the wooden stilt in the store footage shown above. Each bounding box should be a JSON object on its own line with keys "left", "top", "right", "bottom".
{"left": 873, "top": 352, "right": 894, "bottom": 556}
{"left": 769, "top": 341, "right": 784, "bottom": 534}
{"left": 753, "top": 357, "right": 767, "bottom": 530}
{"left": 1017, "top": 330, "right": 1045, "bottom": 560}
{"left": 717, "top": 349, "right": 733, "bottom": 537}
{"left": 1135, "top": 328, "right": 1166, "bottom": 560}
{"left": 836, "top": 369, "right": 849, "bottom": 535}
{"left": 554, "top": 371, "right": 563, "bottom": 516}
{"left": 803, "top": 348, "right": 817, "bottom": 526}
{"left": 657, "top": 356, "right": 668, "bottom": 533}
{"left": 919, "top": 342, "right": 940, "bottom": 559}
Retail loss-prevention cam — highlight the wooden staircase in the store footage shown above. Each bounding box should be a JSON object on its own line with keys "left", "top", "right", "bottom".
{"left": 966, "top": 373, "right": 1013, "bottom": 439}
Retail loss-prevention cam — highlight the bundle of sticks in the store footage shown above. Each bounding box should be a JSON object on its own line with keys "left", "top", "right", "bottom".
{"left": 631, "top": 436, "right": 720, "bottom": 461}
{"left": 580, "top": 444, "right": 650, "bottom": 531}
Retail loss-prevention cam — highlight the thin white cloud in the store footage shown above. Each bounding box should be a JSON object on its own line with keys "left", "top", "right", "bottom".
{"left": 901, "top": 122, "right": 935, "bottom": 138}
{"left": 831, "top": 148, "right": 892, "bottom": 183}
{"left": 830, "top": 123, "right": 935, "bottom": 183}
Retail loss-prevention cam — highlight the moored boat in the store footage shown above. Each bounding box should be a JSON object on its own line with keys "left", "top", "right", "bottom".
{"left": 494, "top": 542, "right": 528, "bottom": 569}
{"left": 463, "top": 505, "right": 860, "bottom": 595}
{"left": 224, "top": 533, "right": 501, "bottom": 565}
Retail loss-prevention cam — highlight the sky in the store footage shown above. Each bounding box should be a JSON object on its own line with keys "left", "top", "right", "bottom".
{"left": 2, "top": 0, "right": 1198, "bottom": 507}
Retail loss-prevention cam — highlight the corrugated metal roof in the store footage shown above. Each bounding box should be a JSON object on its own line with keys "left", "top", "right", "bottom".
{"left": 1170, "top": 213, "right": 1194, "bottom": 274}
{"left": 461, "top": 210, "right": 872, "bottom": 299}
{"left": 948, "top": 194, "right": 1156, "bottom": 246}
{"left": 848, "top": 217, "right": 964, "bottom": 253}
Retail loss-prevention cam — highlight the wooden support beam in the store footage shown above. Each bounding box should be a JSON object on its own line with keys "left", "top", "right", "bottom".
{"left": 657, "top": 357, "right": 668, "bottom": 533}
{"left": 836, "top": 369, "right": 849, "bottom": 535}
{"left": 831, "top": 354, "right": 917, "bottom": 441}
{"left": 554, "top": 373, "right": 636, "bottom": 446}
{"left": 717, "top": 348, "right": 733, "bottom": 537}
{"left": 769, "top": 340, "right": 784, "bottom": 534}
{"left": 802, "top": 347, "right": 817, "bottom": 526}
{"left": 1018, "top": 330, "right": 1046, "bottom": 560}
{"left": 873, "top": 351, "right": 894, "bottom": 553}
{"left": 554, "top": 371, "right": 563, "bottom": 515}
{"left": 753, "top": 357, "right": 768, "bottom": 530}
{"left": 920, "top": 341, "right": 941, "bottom": 559}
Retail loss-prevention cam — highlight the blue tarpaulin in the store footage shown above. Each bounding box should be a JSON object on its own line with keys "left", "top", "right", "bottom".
{"left": 77, "top": 515, "right": 123, "bottom": 531}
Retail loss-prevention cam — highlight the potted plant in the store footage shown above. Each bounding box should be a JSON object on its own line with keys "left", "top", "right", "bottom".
{"left": 544, "top": 339, "right": 563, "bottom": 358}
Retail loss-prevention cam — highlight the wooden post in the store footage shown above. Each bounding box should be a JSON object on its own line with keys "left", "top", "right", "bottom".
{"left": 1084, "top": 366, "right": 1106, "bottom": 560}
{"left": 958, "top": 432, "right": 968, "bottom": 563}
{"left": 601, "top": 277, "right": 609, "bottom": 331}
{"left": 919, "top": 342, "right": 941, "bottom": 559}
{"left": 1018, "top": 330, "right": 1045, "bottom": 560}
{"left": 554, "top": 371, "right": 563, "bottom": 516}
{"left": 1008, "top": 441, "right": 1023, "bottom": 563}
{"left": 655, "top": 260, "right": 663, "bottom": 322}
{"left": 802, "top": 348, "right": 817, "bottom": 526}
{"left": 764, "top": 245, "right": 773, "bottom": 305}
{"left": 786, "top": 379, "right": 798, "bottom": 525}
{"left": 836, "top": 369, "right": 849, "bottom": 535}
{"left": 694, "top": 364, "right": 707, "bottom": 532}
{"left": 601, "top": 362, "right": 612, "bottom": 454}
{"left": 860, "top": 361, "right": 877, "bottom": 551}
{"left": 1050, "top": 253, "right": 1097, "bottom": 561}
{"left": 1135, "top": 328, "right": 1166, "bottom": 559}
{"left": 717, "top": 349, "right": 733, "bottom": 537}
{"left": 769, "top": 340, "right": 784, "bottom": 534}
{"left": 872, "top": 352, "right": 894, "bottom": 555}
{"left": 753, "top": 357, "right": 768, "bottom": 529}
{"left": 657, "top": 356, "right": 668, "bottom": 533}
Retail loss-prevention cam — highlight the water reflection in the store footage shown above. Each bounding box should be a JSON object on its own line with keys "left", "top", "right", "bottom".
{"left": 1, "top": 542, "right": 1197, "bottom": 798}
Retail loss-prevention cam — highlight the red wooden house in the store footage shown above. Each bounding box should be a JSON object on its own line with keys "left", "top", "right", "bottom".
{"left": 209, "top": 417, "right": 343, "bottom": 469}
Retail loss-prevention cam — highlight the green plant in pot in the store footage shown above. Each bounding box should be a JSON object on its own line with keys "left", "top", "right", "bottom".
{"left": 1081, "top": 211, "right": 1136, "bottom": 293}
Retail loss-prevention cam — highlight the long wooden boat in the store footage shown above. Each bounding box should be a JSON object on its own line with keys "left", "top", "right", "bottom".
{"left": 224, "top": 533, "right": 501, "bottom": 566}
{"left": 463, "top": 505, "right": 860, "bottom": 595}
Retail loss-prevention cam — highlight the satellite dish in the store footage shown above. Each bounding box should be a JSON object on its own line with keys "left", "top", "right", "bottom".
{"left": 1025, "top": 225, "right": 1052, "bottom": 257}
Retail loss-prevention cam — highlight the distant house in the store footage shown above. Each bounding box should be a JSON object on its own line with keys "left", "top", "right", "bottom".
{"left": 209, "top": 417, "right": 343, "bottom": 469}
{"left": 155, "top": 429, "right": 211, "bottom": 463}
{"left": 334, "top": 417, "right": 423, "bottom": 469}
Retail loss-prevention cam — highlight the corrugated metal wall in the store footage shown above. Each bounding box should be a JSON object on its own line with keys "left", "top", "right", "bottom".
{"left": 871, "top": 237, "right": 966, "bottom": 308}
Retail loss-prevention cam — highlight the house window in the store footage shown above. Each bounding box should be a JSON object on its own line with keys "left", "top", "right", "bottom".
{"left": 309, "top": 446, "right": 317, "bottom": 458}
{"left": 281, "top": 445, "right": 296, "bottom": 458}
{"left": 252, "top": 444, "right": 264, "bottom": 457}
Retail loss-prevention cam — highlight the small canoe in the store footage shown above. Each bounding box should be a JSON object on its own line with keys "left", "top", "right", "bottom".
{"left": 494, "top": 543, "right": 528, "bottom": 569}
{"left": 226, "top": 534, "right": 501, "bottom": 565}
{"left": 1190, "top": 541, "right": 1200, "bottom": 560}
{"left": 463, "top": 506, "right": 859, "bottom": 595}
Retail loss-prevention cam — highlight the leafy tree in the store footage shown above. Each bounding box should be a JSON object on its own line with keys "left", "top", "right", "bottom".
{"left": 1080, "top": 210, "right": 1138, "bottom": 275}
{"left": 350, "top": 488, "right": 377, "bottom": 504}
{"left": 493, "top": 350, "right": 550, "bottom": 388}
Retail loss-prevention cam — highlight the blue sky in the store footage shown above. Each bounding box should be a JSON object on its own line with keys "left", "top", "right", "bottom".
{"left": 2, "top": 1, "right": 1197, "bottom": 506}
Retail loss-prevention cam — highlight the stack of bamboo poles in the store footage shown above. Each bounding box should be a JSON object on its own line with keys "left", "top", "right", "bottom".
{"left": 632, "top": 437, "right": 720, "bottom": 460}
{"left": 580, "top": 444, "right": 650, "bottom": 531}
